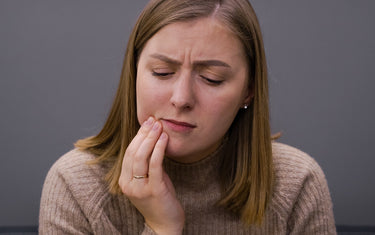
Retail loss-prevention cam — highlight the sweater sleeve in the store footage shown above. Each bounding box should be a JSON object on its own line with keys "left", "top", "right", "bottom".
{"left": 39, "top": 162, "right": 93, "bottom": 235}
{"left": 287, "top": 159, "right": 337, "bottom": 235}
{"left": 39, "top": 150, "right": 160, "bottom": 235}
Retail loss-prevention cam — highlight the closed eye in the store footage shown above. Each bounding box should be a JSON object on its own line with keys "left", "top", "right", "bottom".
{"left": 201, "top": 75, "right": 223, "bottom": 85}
{"left": 152, "top": 71, "right": 174, "bottom": 77}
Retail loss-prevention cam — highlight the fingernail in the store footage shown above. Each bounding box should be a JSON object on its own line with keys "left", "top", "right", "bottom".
{"left": 143, "top": 117, "right": 153, "bottom": 126}
{"left": 160, "top": 132, "right": 167, "bottom": 140}
{"left": 152, "top": 122, "right": 160, "bottom": 130}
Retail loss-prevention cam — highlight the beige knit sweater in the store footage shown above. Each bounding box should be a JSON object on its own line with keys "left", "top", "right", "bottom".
{"left": 39, "top": 142, "right": 336, "bottom": 234}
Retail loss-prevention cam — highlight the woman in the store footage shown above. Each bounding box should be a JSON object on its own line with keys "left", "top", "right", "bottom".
{"left": 39, "top": 0, "right": 336, "bottom": 234}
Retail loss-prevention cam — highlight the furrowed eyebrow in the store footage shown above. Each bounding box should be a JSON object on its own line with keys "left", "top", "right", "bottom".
{"left": 194, "top": 60, "right": 231, "bottom": 68}
{"left": 149, "top": 53, "right": 231, "bottom": 68}
{"left": 150, "top": 54, "right": 182, "bottom": 66}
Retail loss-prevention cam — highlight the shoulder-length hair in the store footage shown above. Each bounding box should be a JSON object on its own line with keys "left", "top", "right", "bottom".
{"left": 76, "top": 0, "right": 273, "bottom": 225}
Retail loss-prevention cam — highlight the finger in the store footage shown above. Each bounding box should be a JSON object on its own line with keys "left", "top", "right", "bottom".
{"left": 132, "top": 121, "right": 163, "bottom": 177}
{"left": 149, "top": 132, "right": 168, "bottom": 185}
{"left": 121, "top": 116, "right": 155, "bottom": 183}
{"left": 126, "top": 117, "right": 155, "bottom": 157}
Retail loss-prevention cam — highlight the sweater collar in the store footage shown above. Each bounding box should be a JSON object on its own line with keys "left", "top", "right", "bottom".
{"left": 163, "top": 140, "right": 228, "bottom": 188}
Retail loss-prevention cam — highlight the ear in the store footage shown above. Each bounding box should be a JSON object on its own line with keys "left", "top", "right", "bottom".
{"left": 242, "top": 81, "right": 255, "bottom": 105}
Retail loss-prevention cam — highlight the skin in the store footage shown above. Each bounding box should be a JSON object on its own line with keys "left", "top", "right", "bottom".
{"left": 119, "top": 17, "right": 252, "bottom": 234}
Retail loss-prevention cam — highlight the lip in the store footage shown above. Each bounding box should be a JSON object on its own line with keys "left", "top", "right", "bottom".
{"left": 161, "top": 119, "right": 196, "bottom": 132}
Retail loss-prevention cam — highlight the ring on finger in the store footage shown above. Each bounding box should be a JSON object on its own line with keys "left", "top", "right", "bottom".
{"left": 133, "top": 174, "right": 149, "bottom": 179}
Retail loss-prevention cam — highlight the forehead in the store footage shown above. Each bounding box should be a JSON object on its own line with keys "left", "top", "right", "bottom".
{"left": 140, "top": 17, "right": 245, "bottom": 63}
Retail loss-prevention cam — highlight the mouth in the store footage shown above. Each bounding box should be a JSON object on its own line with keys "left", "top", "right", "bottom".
{"left": 160, "top": 118, "right": 197, "bottom": 132}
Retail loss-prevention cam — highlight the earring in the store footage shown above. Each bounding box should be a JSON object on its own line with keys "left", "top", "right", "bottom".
{"left": 243, "top": 104, "right": 248, "bottom": 109}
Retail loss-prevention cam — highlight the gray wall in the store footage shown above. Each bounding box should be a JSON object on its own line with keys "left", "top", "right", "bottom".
{"left": 0, "top": 0, "right": 374, "bottom": 227}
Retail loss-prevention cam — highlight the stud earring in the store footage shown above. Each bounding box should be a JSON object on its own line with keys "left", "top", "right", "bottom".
{"left": 243, "top": 104, "right": 248, "bottom": 109}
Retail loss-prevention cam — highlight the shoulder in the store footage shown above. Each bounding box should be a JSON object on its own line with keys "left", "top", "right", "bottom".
{"left": 42, "top": 149, "right": 110, "bottom": 217}
{"left": 270, "top": 142, "right": 332, "bottom": 220}
{"left": 271, "top": 142, "right": 324, "bottom": 177}
{"left": 48, "top": 148, "right": 104, "bottom": 178}
{"left": 45, "top": 149, "right": 107, "bottom": 189}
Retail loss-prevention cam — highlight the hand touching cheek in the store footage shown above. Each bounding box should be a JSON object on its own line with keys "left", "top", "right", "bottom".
{"left": 119, "top": 117, "right": 185, "bottom": 235}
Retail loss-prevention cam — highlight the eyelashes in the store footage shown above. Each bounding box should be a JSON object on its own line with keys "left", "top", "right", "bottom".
{"left": 151, "top": 70, "right": 223, "bottom": 86}
{"left": 200, "top": 75, "right": 223, "bottom": 85}
{"left": 152, "top": 71, "right": 174, "bottom": 77}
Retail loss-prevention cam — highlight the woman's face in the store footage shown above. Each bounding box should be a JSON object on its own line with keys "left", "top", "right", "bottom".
{"left": 136, "top": 17, "right": 251, "bottom": 163}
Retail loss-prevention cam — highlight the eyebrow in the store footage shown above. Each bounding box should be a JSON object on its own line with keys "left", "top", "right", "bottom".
{"left": 150, "top": 53, "right": 231, "bottom": 68}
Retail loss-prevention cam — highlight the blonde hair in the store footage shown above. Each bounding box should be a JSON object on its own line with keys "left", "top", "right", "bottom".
{"left": 75, "top": 0, "right": 273, "bottom": 225}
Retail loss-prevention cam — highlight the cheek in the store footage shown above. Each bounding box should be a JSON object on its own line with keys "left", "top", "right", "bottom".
{"left": 136, "top": 93, "right": 149, "bottom": 125}
{"left": 136, "top": 74, "right": 152, "bottom": 124}
{"left": 136, "top": 76, "right": 169, "bottom": 124}
{"left": 202, "top": 93, "right": 242, "bottom": 131}
{"left": 208, "top": 93, "right": 241, "bottom": 118}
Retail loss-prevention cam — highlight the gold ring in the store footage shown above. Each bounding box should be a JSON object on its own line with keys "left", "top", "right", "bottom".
{"left": 133, "top": 174, "right": 149, "bottom": 179}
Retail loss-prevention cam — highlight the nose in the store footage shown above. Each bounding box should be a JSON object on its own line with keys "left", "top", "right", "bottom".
{"left": 170, "top": 71, "right": 195, "bottom": 110}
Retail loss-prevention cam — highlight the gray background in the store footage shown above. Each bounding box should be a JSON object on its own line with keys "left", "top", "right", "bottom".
{"left": 1, "top": 0, "right": 374, "bottom": 227}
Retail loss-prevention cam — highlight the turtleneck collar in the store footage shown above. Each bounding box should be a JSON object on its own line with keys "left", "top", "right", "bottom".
{"left": 163, "top": 140, "right": 228, "bottom": 189}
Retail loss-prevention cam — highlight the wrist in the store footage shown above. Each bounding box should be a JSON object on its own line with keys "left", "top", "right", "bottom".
{"left": 145, "top": 221, "right": 184, "bottom": 235}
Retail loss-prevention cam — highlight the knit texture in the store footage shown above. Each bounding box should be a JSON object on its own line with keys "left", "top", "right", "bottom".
{"left": 39, "top": 142, "right": 336, "bottom": 234}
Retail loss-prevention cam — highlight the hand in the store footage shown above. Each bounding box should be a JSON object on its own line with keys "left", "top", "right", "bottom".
{"left": 119, "top": 116, "right": 185, "bottom": 235}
